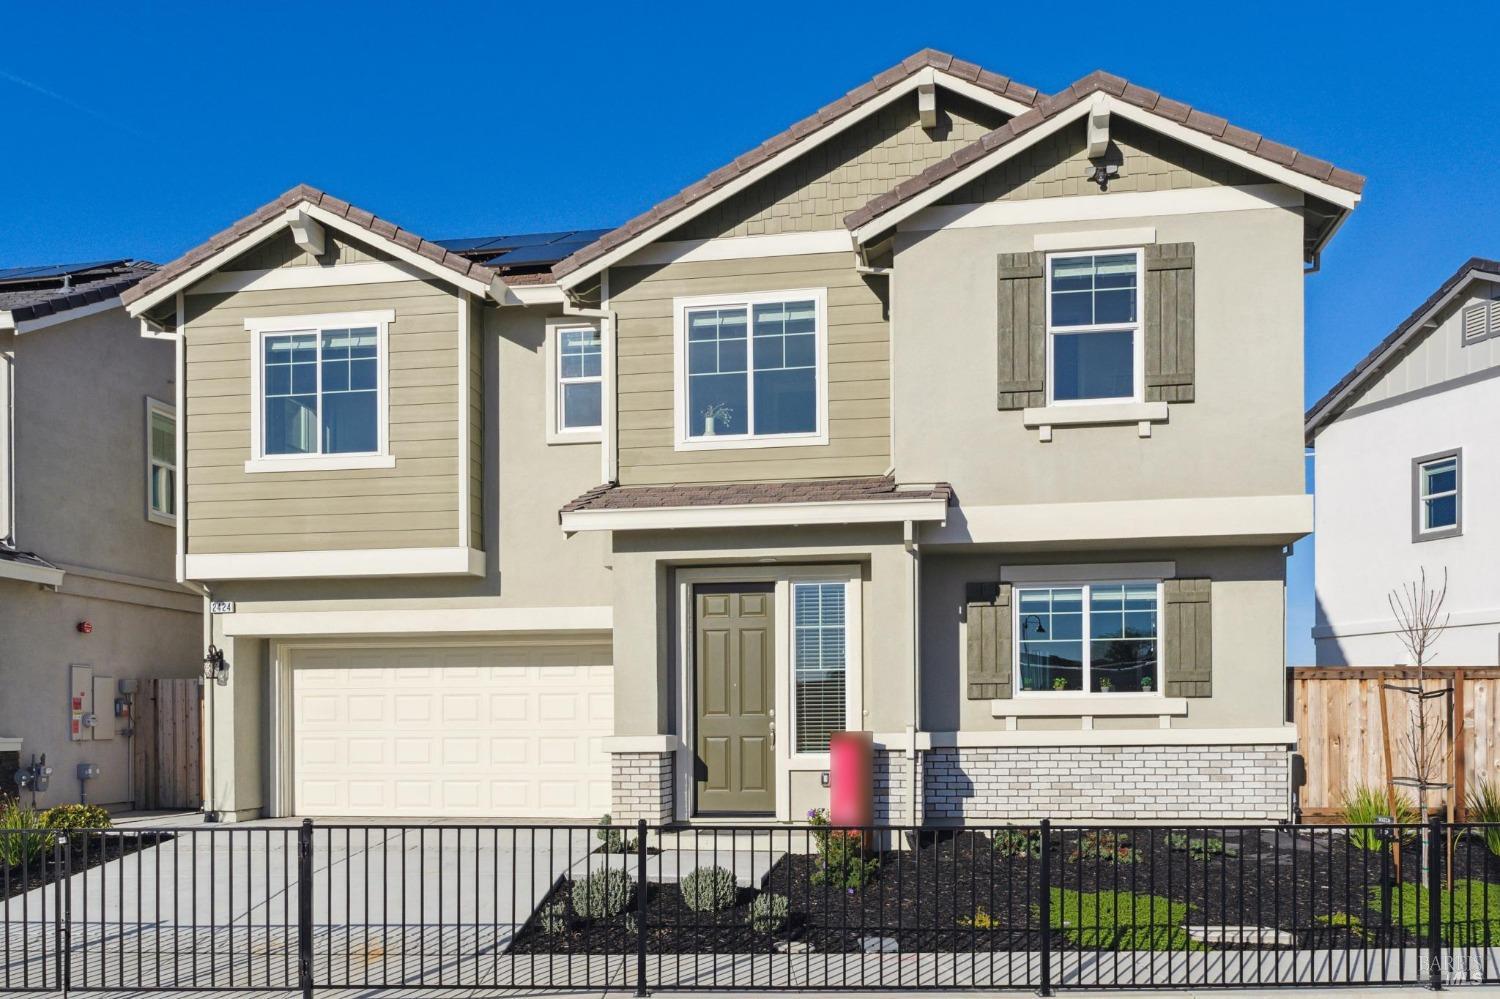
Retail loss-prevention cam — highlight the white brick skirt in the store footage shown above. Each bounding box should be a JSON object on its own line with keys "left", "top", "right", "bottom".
{"left": 609, "top": 751, "right": 674, "bottom": 824}
{"left": 919, "top": 744, "right": 1290, "bottom": 823}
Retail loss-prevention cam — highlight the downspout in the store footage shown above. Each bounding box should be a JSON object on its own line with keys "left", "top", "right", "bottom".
{"left": 1, "top": 341, "right": 15, "bottom": 546}
{"left": 903, "top": 520, "right": 921, "bottom": 826}
{"left": 562, "top": 271, "right": 618, "bottom": 485}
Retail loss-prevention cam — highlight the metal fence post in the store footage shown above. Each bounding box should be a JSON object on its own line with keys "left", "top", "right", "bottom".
{"left": 52, "top": 832, "right": 69, "bottom": 994}
{"left": 1038, "top": 818, "right": 1053, "bottom": 997}
{"left": 298, "top": 818, "right": 314, "bottom": 999}
{"left": 1428, "top": 813, "right": 1444, "bottom": 991}
{"left": 635, "top": 818, "right": 649, "bottom": 997}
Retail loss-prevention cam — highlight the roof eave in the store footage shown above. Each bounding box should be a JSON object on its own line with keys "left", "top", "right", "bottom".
{"left": 560, "top": 495, "right": 952, "bottom": 533}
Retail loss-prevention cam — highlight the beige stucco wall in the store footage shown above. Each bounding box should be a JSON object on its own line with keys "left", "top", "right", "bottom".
{"left": 892, "top": 203, "right": 1307, "bottom": 503}
{"left": 610, "top": 252, "right": 890, "bottom": 485}
{"left": 918, "top": 546, "right": 1289, "bottom": 733}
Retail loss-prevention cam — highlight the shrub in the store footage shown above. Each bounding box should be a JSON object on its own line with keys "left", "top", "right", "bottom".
{"left": 40, "top": 803, "right": 111, "bottom": 831}
{"left": 571, "top": 868, "right": 634, "bottom": 920}
{"left": 0, "top": 801, "right": 52, "bottom": 868}
{"left": 992, "top": 827, "right": 1041, "bottom": 859}
{"left": 808, "top": 808, "right": 880, "bottom": 889}
{"left": 750, "top": 892, "right": 789, "bottom": 933}
{"left": 1068, "top": 830, "right": 1139, "bottom": 864}
{"left": 680, "top": 865, "right": 739, "bottom": 913}
{"left": 595, "top": 814, "right": 635, "bottom": 854}
{"left": 1465, "top": 780, "right": 1500, "bottom": 857}
{"left": 539, "top": 899, "right": 570, "bottom": 934}
{"left": 1167, "top": 832, "right": 1238, "bottom": 860}
{"left": 1341, "top": 784, "right": 1418, "bottom": 850}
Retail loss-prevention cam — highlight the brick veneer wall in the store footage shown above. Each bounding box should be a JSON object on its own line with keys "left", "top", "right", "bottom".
{"left": 610, "top": 752, "right": 674, "bottom": 824}
{"left": 873, "top": 748, "right": 920, "bottom": 824}
{"left": 922, "top": 744, "right": 1290, "bottom": 822}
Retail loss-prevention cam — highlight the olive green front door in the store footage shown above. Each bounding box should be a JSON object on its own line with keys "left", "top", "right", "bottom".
{"left": 694, "top": 584, "right": 776, "bottom": 815}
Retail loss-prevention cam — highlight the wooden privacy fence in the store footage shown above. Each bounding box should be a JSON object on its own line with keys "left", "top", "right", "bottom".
{"left": 131, "top": 677, "right": 203, "bottom": 810}
{"left": 1293, "top": 665, "right": 1500, "bottom": 820}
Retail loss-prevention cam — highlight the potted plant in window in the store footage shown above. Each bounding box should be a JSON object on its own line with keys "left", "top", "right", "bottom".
{"left": 1141, "top": 676, "right": 1154, "bottom": 692}
{"left": 1052, "top": 676, "right": 1069, "bottom": 691}
{"left": 702, "top": 403, "right": 733, "bottom": 436}
{"left": 1099, "top": 678, "right": 1114, "bottom": 693}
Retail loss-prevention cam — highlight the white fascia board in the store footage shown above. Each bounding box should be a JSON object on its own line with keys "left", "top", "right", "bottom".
{"left": 924, "top": 494, "right": 1313, "bottom": 547}
{"left": 560, "top": 496, "right": 950, "bottom": 533}
{"left": 1306, "top": 271, "right": 1500, "bottom": 440}
{"left": 11, "top": 297, "right": 124, "bottom": 335}
{"left": 0, "top": 559, "right": 65, "bottom": 588}
{"left": 621, "top": 230, "right": 855, "bottom": 269}
{"left": 221, "top": 604, "right": 612, "bottom": 638}
{"left": 189, "top": 259, "right": 428, "bottom": 295}
{"left": 873, "top": 726, "right": 1297, "bottom": 750}
{"left": 126, "top": 215, "right": 290, "bottom": 316}
{"left": 185, "top": 547, "right": 485, "bottom": 580}
{"left": 558, "top": 72, "right": 1031, "bottom": 291}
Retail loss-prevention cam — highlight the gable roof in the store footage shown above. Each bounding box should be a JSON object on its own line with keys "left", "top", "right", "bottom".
{"left": 0, "top": 260, "right": 157, "bottom": 332}
{"left": 842, "top": 69, "right": 1364, "bottom": 241}
{"left": 549, "top": 48, "right": 1042, "bottom": 287}
{"left": 121, "top": 185, "right": 509, "bottom": 315}
{"left": 1304, "top": 257, "right": 1500, "bottom": 443}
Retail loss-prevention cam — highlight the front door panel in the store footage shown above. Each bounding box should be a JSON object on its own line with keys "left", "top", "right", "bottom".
{"left": 695, "top": 584, "right": 776, "bottom": 814}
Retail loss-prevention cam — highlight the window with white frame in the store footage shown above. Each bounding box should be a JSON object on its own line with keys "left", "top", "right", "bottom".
{"left": 146, "top": 399, "right": 176, "bottom": 524}
{"left": 792, "top": 581, "right": 847, "bottom": 753}
{"left": 1016, "top": 582, "right": 1160, "bottom": 694}
{"left": 557, "top": 325, "right": 603, "bottom": 432}
{"left": 1414, "top": 451, "right": 1461, "bottom": 540}
{"left": 1046, "top": 250, "right": 1142, "bottom": 404}
{"left": 679, "top": 290, "right": 824, "bottom": 445}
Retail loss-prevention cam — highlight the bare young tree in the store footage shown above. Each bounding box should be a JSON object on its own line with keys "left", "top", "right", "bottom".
{"left": 1386, "top": 567, "right": 1452, "bottom": 881}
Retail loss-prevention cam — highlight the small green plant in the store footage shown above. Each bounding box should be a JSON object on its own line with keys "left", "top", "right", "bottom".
{"left": 1052, "top": 676, "right": 1069, "bottom": 691}
{"left": 0, "top": 800, "right": 52, "bottom": 868}
{"left": 680, "top": 865, "right": 739, "bottom": 913}
{"left": 595, "top": 814, "right": 636, "bottom": 854}
{"left": 1465, "top": 780, "right": 1500, "bottom": 857}
{"left": 750, "top": 892, "right": 790, "bottom": 933}
{"left": 991, "top": 827, "right": 1041, "bottom": 859}
{"left": 1045, "top": 889, "right": 1200, "bottom": 950}
{"left": 539, "top": 898, "right": 570, "bottom": 934}
{"left": 1098, "top": 679, "right": 1114, "bottom": 693}
{"left": 571, "top": 868, "right": 634, "bottom": 920}
{"left": 1315, "top": 912, "right": 1375, "bottom": 942}
{"left": 1341, "top": 784, "right": 1418, "bottom": 850}
{"left": 807, "top": 809, "right": 880, "bottom": 889}
{"left": 1069, "top": 830, "right": 1139, "bottom": 864}
{"left": 958, "top": 907, "right": 1001, "bottom": 929}
{"left": 1167, "top": 832, "right": 1238, "bottom": 860}
{"left": 39, "top": 803, "right": 111, "bottom": 831}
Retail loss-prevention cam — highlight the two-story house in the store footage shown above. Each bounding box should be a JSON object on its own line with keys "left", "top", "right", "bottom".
{"left": 1307, "top": 258, "right": 1500, "bottom": 666}
{"left": 1, "top": 260, "right": 202, "bottom": 808}
{"left": 121, "top": 50, "right": 1361, "bottom": 824}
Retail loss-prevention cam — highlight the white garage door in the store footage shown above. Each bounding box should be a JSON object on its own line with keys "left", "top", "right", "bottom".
{"left": 292, "top": 644, "right": 613, "bottom": 818}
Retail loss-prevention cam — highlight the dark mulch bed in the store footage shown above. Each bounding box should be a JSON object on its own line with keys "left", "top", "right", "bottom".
{"left": 1, "top": 830, "right": 169, "bottom": 902}
{"left": 512, "top": 826, "right": 1500, "bottom": 954}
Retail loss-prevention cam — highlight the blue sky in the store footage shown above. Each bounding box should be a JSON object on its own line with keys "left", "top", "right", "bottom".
{"left": 3, "top": 2, "right": 1495, "bottom": 663}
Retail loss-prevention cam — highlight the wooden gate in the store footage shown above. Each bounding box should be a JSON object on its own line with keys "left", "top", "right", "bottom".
{"left": 132, "top": 678, "right": 203, "bottom": 810}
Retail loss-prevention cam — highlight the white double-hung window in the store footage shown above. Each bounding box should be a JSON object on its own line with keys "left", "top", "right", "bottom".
{"left": 245, "top": 311, "right": 394, "bottom": 472}
{"left": 557, "top": 325, "right": 603, "bottom": 432}
{"left": 1016, "top": 581, "right": 1161, "bottom": 694}
{"left": 145, "top": 398, "right": 176, "bottom": 525}
{"left": 792, "top": 581, "right": 848, "bottom": 754}
{"left": 1046, "top": 250, "right": 1143, "bottom": 404}
{"left": 674, "top": 288, "right": 827, "bottom": 449}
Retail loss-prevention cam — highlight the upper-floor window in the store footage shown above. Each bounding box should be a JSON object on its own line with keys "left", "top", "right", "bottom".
{"left": 674, "top": 289, "right": 827, "bottom": 450}
{"left": 245, "top": 310, "right": 394, "bottom": 473}
{"left": 146, "top": 398, "right": 176, "bottom": 525}
{"left": 557, "top": 326, "right": 603, "bottom": 432}
{"left": 1017, "top": 581, "right": 1160, "bottom": 694}
{"left": 1046, "top": 250, "right": 1142, "bottom": 404}
{"left": 1413, "top": 450, "right": 1462, "bottom": 541}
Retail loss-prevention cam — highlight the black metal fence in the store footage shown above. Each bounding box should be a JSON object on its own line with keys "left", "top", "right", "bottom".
{"left": 4, "top": 817, "right": 1500, "bottom": 994}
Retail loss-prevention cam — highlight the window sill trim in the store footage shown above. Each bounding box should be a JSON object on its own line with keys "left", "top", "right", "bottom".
{"left": 1413, "top": 526, "right": 1462, "bottom": 544}
{"left": 993, "top": 695, "right": 1187, "bottom": 717}
{"left": 674, "top": 432, "right": 829, "bottom": 453}
{"left": 546, "top": 428, "right": 603, "bottom": 446}
{"left": 244, "top": 454, "right": 397, "bottom": 474}
{"left": 1023, "top": 401, "right": 1169, "bottom": 442}
{"left": 147, "top": 511, "right": 178, "bottom": 528}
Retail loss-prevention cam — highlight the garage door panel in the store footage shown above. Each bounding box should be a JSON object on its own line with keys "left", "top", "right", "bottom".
{"left": 293, "top": 644, "right": 612, "bottom": 818}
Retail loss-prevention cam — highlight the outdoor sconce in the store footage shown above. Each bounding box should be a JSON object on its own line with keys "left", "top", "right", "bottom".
{"left": 203, "top": 644, "right": 230, "bottom": 686}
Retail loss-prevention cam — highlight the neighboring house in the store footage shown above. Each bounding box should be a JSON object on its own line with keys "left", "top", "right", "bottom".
{"left": 0, "top": 260, "right": 202, "bottom": 808}
{"left": 121, "top": 49, "right": 1362, "bottom": 824}
{"left": 1307, "top": 258, "right": 1500, "bottom": 666}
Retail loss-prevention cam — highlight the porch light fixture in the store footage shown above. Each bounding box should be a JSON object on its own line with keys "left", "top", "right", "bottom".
{"left": 203, "top": 644, "right": 230, "bottom": 686}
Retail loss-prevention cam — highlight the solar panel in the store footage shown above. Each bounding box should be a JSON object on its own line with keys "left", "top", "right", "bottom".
{"left": 0, "top": 260, "right": 129, "bottom": 285}
{"left": 481, "top": 238, "right": 599, "bottom": 268}
{"left": 435, "top": 229, "right": 611, "bottom": 263}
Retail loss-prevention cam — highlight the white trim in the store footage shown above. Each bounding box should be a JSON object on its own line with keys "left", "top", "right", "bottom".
{"left": 1001, "top": 561, "right": 1176, "bottom": 583}
{"left": 145, "top": 396, "right": 177, "bottom": 526}
{"left": 557, "top": 69, "right": 1034, "bottom": 290}
{"left": 872, "top": 726, "right": 1298, "bottom": 750}
{"left": 622, "top": 230, "right": 855, "bottom": 268}
{"left": 222, "top": 604, "right": 612, "bottom": 637}
{"left": 545, "top": 318, "right": 604, "bottom": 444}
{"left": 602, "top": 735, "right": 679, "bottom": 753}
{"left": 1034, "top": 227, "right": 1156, "bottom": 252}
{"left": 923, "top": 493, "right": 1312, "bottom": 547}
{"left": 0, "top": 737, "right": 21, "bottom": 753}
{"left": 0, "top": 558, "right": 65, "bottom": 588}
{"left": 672, "top": 287, "right": 829, "bottom": 451}
{"left": 1022, "top": 401, "right": 1168, "bottom": 436}
{"left": 185, "top": 547, "right": 485, "bottom": 580}
{"left": 562, "top": 495, "right": 949, "bottom": 533}
{"left": 174, "top": 295, "right": 186, "bottom": 582}
{"left": 244, "top": 309, "right": 394, "bottom": 472}
{"left": 1044, "top": 248, "right": 1145, "bottom": 407}
{"left": 7, "top": 296, "right": 124, "bottom": 335}
{"left": 993, "top": 695, "right": 1188, "bottom": 717}
{"left": 898, "top": 183, "right": 1304, "bottom": 236}
{"left": 126, "top": 215, "right": 292, "bottom": 316}
{"left": 457, "top": 295, "right": 472, "bottom": 547}
{"left": 188, "top": 259, "right": 428, "bottom": 295}
{"left": 296, "top": 204, "right": 492, "bottom": 297}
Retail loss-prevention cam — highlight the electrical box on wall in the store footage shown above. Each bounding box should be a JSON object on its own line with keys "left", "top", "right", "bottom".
{"left": 69, "top": 664, "right": 93, "bottom": 741}
{"left": 91, "top": 676, "right": 115, "bottom": 741}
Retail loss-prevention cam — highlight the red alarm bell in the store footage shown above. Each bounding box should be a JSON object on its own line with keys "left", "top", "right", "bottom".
{"left": 76, "top": 621, "right": 93, "bottom": 634}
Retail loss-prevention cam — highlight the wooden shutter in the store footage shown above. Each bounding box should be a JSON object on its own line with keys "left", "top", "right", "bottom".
{"left": 965, "top": 582, "right": 1013, "bottom": 700}
{"left": 996, "top": 252, "right": 1045, "bottom": 409}
{"left": 1144, "top": 243, "right": 1196, "bottom": 403}
{"left": 1163, "top": 577, "right": 1212, "bottom": 697}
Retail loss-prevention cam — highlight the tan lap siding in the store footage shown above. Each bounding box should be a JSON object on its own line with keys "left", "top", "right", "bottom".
{"left": 184, "top": 278, "right": 463, "bottom": 554}
{"left": 611, "top": 252, "right": 890, "bottom": 485}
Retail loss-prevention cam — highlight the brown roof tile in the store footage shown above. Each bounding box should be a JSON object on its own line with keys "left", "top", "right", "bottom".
{"left": 560, "top": 477, "right": 954, "bottom": 516}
